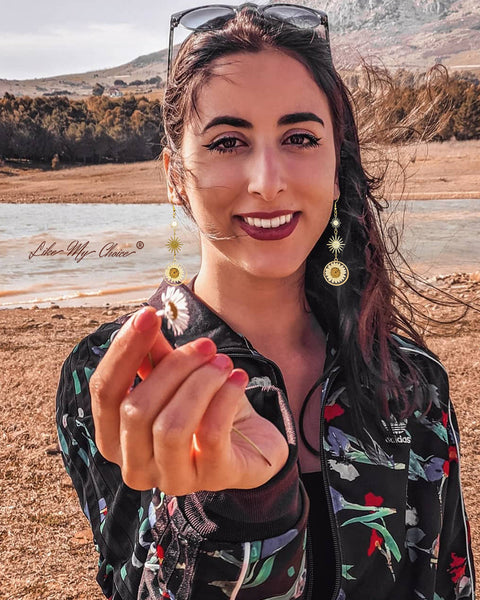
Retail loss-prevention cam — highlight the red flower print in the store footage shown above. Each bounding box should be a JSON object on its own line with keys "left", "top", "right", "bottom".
{"left": 443, "top": 460, "right": 450, "bottom": 476}
{"left": 365, "top": 492, "right": 384, "bottom": 507}
{"left": 449, "top": 553, "right": 466, "bottom": 583}
{"left": 368, "top": 530, "right": 383, "bottom": 556}
{"left": 324, "top": 404, "right": 344, "bottom": 422}
{"left": 156, "top": 544, "right": 165, "bottom": 564}
{"left": 448, "top": 445, "right": 458, "bottom": 462}
{"left": 441, "top": 411, "right": 448, "bottom": 428}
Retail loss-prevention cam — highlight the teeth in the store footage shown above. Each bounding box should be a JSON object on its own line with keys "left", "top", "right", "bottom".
{"left": 242, "top": 213, "right": 294, "bottom": 228}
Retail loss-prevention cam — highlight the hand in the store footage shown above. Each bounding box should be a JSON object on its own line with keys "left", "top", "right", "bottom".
{"left": 89, "top": 306, "right": 288, "bottom": 494}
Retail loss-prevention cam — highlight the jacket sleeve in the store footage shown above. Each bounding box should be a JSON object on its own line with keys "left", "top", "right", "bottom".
{"left": 56, "top": 321, "right": 154, "bottom": 600}
{"left": 436, "top": 395, "right": 476, "bottom": 600}
{"left": 56, "top": 322, "right": 309, "bottom": 600}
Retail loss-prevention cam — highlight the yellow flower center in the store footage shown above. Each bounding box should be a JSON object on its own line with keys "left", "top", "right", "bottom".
{"left": 167, "top": 300, "right": 178, "bottom": 320}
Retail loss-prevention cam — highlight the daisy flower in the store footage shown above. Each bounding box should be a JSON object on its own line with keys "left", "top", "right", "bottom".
{"left": 160, "top": 286, "right": 190, "bottom": 335}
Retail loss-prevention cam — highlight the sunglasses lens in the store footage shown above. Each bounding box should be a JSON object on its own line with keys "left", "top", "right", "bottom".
{"left": 264, "top": 6, "right": 325, "bottom": 31}
{"left": 179, "top": 6, "right": 234, "bottom": 31}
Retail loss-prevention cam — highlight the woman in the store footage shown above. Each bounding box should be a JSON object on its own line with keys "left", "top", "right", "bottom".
{"left": 56, "top": 4, "right": 475, "bottom": 600}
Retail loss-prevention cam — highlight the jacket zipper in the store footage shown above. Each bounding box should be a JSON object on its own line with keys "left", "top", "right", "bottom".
{"left": 319, "top": 373, "right": 343, "bottom": 600}
{"left": 219, "top": 343, "right": 343, "bottom": 600}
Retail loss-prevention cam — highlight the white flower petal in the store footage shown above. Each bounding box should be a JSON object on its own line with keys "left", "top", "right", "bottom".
{"left": 327, "top": 459, "right": 360, "bottom": 481}
{"left": 161, "top": 287, "right": 190, "bottom": 335}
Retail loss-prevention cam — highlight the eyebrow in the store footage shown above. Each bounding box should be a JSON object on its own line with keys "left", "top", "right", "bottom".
{"left": 201, "top": 112, "right": 325, "bottom": 134}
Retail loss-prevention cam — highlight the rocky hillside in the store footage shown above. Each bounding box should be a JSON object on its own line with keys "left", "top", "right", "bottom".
{"left": 295, "top": 0, "right": 480, "bottom": 69}
{"left": 1, "top": 0, "right": 478, "bottom": 98}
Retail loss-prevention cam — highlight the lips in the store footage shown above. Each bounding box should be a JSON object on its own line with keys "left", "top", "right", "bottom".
{"left": 236, "top": 211, "right": 301, "bottom": 241}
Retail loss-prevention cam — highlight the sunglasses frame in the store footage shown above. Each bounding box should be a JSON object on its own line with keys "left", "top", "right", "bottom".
{"left": 167, "top": 2, "right": 329, "bottom": 83}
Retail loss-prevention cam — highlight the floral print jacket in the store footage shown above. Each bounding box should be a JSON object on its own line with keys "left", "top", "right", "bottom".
{"left": 56, "top": 279, "right": 475, "bottom": 600}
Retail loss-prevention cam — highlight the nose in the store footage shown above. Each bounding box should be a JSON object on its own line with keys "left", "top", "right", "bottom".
{"left": 247, "top": 146, "right": 286, "bottom": 202}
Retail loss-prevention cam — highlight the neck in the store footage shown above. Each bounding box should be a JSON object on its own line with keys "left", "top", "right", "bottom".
{"left": 192, "top": 261, "right": 323, "bottom": 356}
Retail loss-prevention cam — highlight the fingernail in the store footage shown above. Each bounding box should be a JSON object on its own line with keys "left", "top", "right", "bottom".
{"left": 210, "top": 354, "right": 232, "bottom": 370}
{"left": 192, "top": 338, "right": 216, "bottom": 356}
{"left": 133, "top": 307, "right": 157, "bottom": 332}
{"left": 228, "top": 370, "right": 249, "bottom": 386}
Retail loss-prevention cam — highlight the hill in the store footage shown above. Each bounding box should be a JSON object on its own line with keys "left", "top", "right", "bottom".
{"left": 0, "top": 0, "right": 479, "bottom": 98}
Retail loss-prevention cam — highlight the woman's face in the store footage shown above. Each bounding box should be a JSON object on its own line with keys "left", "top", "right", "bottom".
{"left": 166, "top": 48, "right": 339, "bottom": 282}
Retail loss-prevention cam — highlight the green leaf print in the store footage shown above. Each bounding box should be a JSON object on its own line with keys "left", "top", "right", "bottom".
{"left": 365, "top": 522, "right": 401, "bottom": 562}
{"left": 242, "top": 555, "right": 276, "bottom": 588}
{"left": 342, "top": 564, "right": 356, "bottom": 580}
{"left": 341, "top": 507, "right": 397, "bottom": 527}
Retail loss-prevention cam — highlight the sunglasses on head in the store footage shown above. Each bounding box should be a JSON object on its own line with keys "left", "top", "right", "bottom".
{"left": 167, "top": 3, "right": 330, "bottom": 82}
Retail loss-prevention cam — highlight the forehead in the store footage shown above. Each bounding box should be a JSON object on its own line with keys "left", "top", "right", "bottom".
{"left": 189, "top": 48, "right": 331, "bottom": 129}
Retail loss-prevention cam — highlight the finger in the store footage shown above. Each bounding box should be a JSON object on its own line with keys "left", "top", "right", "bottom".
{"left": 89, "top": 306, "right": 162, "bottom": 458}
{"left": 149, "top": 354, "right": 234, "bottom": 493}
{"left": 118, "top": 339, "right": 219, "bottom": 486}
{"left": 192, "top": 370, "right": 250, "bottom": 487}
{"left": 137, "top": 313, "right": 177, "bottom": 380}
{"left": 196, "top": 369, "right": 249, "bottom": 445}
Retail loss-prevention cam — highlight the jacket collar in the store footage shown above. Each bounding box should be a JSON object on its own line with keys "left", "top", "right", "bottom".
{"left": 146, "top": 276, "right": 340, "bottom": 375}
{"left": 147, "top": 276, "right": 247, "bottom": 351}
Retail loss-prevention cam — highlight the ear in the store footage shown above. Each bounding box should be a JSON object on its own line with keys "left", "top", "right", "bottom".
{"left": 162, "top": 148, "right": 183, "bottom": 205}
{"left": 334, "top": 178, "right": 340, "bottom": 201}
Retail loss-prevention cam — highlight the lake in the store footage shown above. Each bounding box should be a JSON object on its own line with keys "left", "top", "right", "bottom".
{"left": 0, "top": 200, "right": 478, "bottom": 308}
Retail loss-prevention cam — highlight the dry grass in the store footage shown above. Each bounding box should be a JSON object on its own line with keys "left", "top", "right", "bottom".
{"left": 1, "top": 275, "right": 479, "bottom": 599}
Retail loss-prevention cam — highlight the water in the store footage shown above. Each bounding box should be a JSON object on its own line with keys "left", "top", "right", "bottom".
{"left": 0, "top": 200, "right": 478, "bottom": 308}
{"left": 0, "top": 203, "right": 201, "bottom": 308}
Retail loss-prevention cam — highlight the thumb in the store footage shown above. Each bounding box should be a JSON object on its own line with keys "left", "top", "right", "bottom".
{"left": 135, "top": 310, "right": 175, "bottom": 380}
{"left": 89, "top": 306, "right": 164, "bottom": 456}
{"left": 91, "top": 307, "right": 160, "bottom": 406}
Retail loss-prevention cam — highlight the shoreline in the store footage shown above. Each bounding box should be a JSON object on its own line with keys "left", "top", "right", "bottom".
{"left": 1, "top": 140, "right": 480, "bottom": 203}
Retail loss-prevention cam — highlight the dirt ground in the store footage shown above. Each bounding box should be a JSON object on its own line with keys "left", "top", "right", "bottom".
{"left": 0, "top": 272, "right": 479, "bottom": 600}
{"left": 1, "top": 139, "right": 480, "bottom": 203}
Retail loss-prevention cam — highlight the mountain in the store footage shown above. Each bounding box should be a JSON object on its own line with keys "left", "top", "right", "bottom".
{"left": 294, "top": 0, "right": 480, "bottom": 69}
{"left": 1, "top": 0, "right": 479, "bottom": 98}
{"left": 0, "top": 48, "right": 170, "bottom": 100}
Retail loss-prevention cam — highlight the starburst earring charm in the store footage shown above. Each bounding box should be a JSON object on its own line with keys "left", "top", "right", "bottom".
{"left": 323, "top": 198, "right": 349, "bottom": 286}
{"left": 164, "top": 203, "right": 187, "bottom": 285}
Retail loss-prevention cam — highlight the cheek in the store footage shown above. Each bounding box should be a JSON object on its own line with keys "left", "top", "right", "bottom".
{"left": 185, "top": 166, "right": 243, "bottom": 214}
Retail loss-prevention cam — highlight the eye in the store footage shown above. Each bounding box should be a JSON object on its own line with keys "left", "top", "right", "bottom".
{"left": 284, "top": 133, "right": 321, "bottom": 148}
{"left": 203, "top": 136, "right": 246, "bottom": 154}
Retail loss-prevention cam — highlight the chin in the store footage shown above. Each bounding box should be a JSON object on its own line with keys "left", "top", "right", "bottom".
{"left": 241, "top": 257, "right": 306, "bottom": 282}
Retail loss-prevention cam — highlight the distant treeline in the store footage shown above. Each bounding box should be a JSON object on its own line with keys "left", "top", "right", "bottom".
{"left": 0, "top": 68, "right": 479, "bottom": 165}
{"left": 0, "top": 94, "right": 164, "bottom": 163}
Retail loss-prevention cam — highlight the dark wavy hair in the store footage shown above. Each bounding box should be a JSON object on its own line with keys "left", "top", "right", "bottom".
{"left": 162, "top": 7, "right": 442, "bottom": 431}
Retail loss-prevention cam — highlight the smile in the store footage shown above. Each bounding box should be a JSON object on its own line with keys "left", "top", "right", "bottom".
{"left": 236, "top": 212, "right": 301, "bottom": 241}
{"left": 241, "top": 213, "right": 294, "bottom": 228}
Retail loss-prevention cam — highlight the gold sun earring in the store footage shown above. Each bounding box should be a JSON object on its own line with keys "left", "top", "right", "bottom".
{"left": 164, "top": 202, "right": 187, "bottom": 286}
{"left": 323, "top": 198, "right": 349, "bottom": 286}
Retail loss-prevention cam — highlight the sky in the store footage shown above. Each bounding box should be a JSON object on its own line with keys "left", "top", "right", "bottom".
{"left": 0, "top": 0, "right": 268, "bottom": 80}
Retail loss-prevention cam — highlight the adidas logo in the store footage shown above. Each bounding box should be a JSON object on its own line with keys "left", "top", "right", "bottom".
{"left": 385, "top": 434, "right": 411, "bottom": 444}
{"left": 383, "top": 417, "right": 410, "bottom": 444}
{"left": 390, "top": 417, "right": 408, "bottom": 434}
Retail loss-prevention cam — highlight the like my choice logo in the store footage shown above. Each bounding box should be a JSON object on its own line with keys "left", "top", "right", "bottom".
{"left": 28, "top": 240, "right": 144, "bottom": 263}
